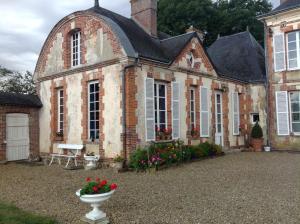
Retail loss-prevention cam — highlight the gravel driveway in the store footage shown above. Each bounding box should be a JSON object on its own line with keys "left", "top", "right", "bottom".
{"left": 0, "top": 152, "right": 300, "bottom": 224}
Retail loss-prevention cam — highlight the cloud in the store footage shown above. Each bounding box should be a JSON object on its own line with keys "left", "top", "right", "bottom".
{"left": 0, "top": 0, "right": 277, "bottom": 73}
{"left": 0, "top": 0, "right": 130, "bottom": 72}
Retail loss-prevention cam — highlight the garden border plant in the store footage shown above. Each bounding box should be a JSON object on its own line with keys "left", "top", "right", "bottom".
{"left": 129, "top": 140, "right": 224, "bottom": 172}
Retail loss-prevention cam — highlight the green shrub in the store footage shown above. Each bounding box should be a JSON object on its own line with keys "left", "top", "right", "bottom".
{"left": 251, "top": 122, "right": 263, "bottom": 139}
{"left": 129, "top": 148, "right": 149, "bottom": 171}
{"left": 211, "top": 144, "right": 223, "bottom": 155}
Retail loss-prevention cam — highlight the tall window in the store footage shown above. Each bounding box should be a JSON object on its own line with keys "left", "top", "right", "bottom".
{"left": 289, "top": 92, "right": 300, "bottom": 133}
{"left": 71, "top": 32, "right": 81, "bottom": 67}
{"left": 190, "top": 87, "right": 196, "bottom": 129}
{"left": 57, "top": 89, "right": 64, "bottom": 133}
{"left": 154, "top": 83, "right": 167, "bottom": 130}
{"left": 287, "top": 31, "right": 300, "bottom": 70}
{"left": 88, "top": 82, "right": 100, "bottom": 140}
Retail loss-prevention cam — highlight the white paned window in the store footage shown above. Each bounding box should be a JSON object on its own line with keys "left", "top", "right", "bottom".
{"left": 145, "top": 78, "right": 155, "bottom": 141}
{"left": 57, "top": 89, "right": 64, "bottom": 133}
{"left": 154, "top": 82, "right": 167, "bottom": 131}
{"left": 287, "top": 31, "right": 300, "bottom": 70}
{"left": 273, "top": 34, "right": 286, "bottom": 72}
{"left": 275, "top": 91, "right": 289, "bottom": 136}
{"left": 71, "top": 32, "right": 81, "bottom": 67}
{"left": 289, "top": 92, "right": 300, "bottom": 134}
{"left": 88, "top": 81, "right": 100, "bottom": 140}
{"left": 172, "top": 82, "right": 180, "bottom": 139}
{"left": 232, "top": 92, "right": 240, "bottom": 135}
{"left": 200, "top": 87, "right": 209, "bottom": 137}
{"left": 190, "top": 87, "right": 196, "bottom": 129}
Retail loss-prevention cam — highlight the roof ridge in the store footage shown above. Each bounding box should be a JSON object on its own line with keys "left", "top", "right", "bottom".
{"left": 217, "top": 31, "right": 249, "bottom": 40}
{"left": 160, "top": 32, "right": 195, "bottom": 41}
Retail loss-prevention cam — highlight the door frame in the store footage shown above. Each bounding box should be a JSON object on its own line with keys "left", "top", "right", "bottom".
{"left": 6, "top": 113, "right": 30, "bottom": 161}
{"left": 215, "top": 91, "right": 224, "bottom": 146}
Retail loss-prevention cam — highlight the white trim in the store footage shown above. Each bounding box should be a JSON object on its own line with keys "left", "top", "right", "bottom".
{"left": 275, "top": 91, "right": 290, "bottom": 136}
{"left": 232, "top": 92, "right": 240, "bottom": 136}
{"left": 287, "top": 31, "right": 300, "bottom": 71}
{"left": 172, "top": 82, "right": 180, "bottom": 140}
{"left": 88, "top": 81, "right": 100, "bottom": 140}
{"left": 200, "top": 86, "right": 210, "bottom": 137}
{"left": 71, "top": 31, "right": 81, "bottom": 67}
{"left": 190, "top": 87, "right": 196, "bottom": 129}
{"left": 215, "top": 91, "right": 223, "bottom": 146}
{"left": 57, "top": 89, "right": 64, "bottom": 133}
{"left": 273, "top": 33, "right": 286, "bottom": 72}
{"left": 145, "top": 78, "right": 155, "bottom": 142}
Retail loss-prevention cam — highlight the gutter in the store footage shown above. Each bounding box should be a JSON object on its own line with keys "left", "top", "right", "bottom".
{"left": 121, "top": 57, "right": 139, "bottom": 164}
{"left": 262, "top": 20, "right": 271, "bottom": 147}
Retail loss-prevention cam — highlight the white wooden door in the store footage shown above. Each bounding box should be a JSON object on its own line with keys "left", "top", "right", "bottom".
{"left": 6, "top": 114, "right": 30, "bottom": 161}
{"left": 215, "top": 92, "right": 224, "bottom": 146}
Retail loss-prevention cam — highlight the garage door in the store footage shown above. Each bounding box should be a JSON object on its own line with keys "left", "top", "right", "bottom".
{"left": 6, "top": 113, "right": 30, "bottom": 161}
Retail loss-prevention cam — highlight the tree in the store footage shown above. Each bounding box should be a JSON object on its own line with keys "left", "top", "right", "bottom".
{"left": 0, "top": 66, "right": 36, "bottom": 94}
{"left": 157, "top": 0, "right": 272, "bottom": 46}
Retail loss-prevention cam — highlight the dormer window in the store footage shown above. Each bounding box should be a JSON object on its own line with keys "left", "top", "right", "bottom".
{"left": 188, "top": 51, "right": 195, "bottom": 68}
{"left": 71, "top": 31, "right": 81, "bottom": 67}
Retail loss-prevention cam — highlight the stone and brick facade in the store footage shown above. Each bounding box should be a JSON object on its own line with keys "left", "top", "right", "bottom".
{"left": 34, "top": 0, "right": 266, "bottom": 161}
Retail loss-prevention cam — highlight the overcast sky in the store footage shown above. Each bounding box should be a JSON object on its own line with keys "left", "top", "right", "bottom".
{"left": 0, "top": 0, "right": 279, "bottom": 73}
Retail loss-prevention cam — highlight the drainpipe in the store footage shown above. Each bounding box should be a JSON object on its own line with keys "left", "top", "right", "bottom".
{"left": 122, "top": 57, "right": 139, "bottom": 165}
{"left": 263, "top": 20, "right": 271, "bottom": 147}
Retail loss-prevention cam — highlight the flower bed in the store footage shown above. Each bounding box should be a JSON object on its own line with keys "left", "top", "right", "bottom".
{"left": 129, "top": 140, "right": 224, "bottom": 171}
{"left": 80, "top": 178, "right": 117, "bottom": 196}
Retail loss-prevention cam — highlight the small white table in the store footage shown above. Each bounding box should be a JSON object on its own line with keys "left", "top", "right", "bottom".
{"left": 49, "top": 144, "right": 84, "bottom": 168}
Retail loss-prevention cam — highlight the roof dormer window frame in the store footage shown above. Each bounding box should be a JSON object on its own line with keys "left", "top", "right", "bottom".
{"left": 71, "top": 30, "right": 81, "bottom": 68}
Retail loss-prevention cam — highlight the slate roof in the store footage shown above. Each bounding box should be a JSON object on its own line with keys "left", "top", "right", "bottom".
{"left": 258, "top": 0, "right": 300, "bottom": 18}
{"left": 0, "top": 92, "right": 42, "bottom": 108}
{"left": 87, "top": 6, "right": 204, "bottom": 64}
{"left": 207, "top": 31, "right": 266, "bottom": 83}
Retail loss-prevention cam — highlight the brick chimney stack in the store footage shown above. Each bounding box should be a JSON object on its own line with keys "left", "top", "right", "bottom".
{"left": 131, "top": 0, "right": 157, "bottom": 37}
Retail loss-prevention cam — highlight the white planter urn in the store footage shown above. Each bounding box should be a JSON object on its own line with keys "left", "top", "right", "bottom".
{"left": 264, "top": 146, "right": 271, "bottom": 152}
{"left": 84, "top": 155, "right": 100, "bottom": 170}
{"left": 76, "top": 189, "right": 115, "bottom": 222}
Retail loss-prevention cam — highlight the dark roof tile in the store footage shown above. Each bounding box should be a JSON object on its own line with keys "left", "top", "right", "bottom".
{"left": 0, "top": 92, "right": 42, "bottom": 108}
{"left": 207, "top": 31, "right": 266, "bottom": 83}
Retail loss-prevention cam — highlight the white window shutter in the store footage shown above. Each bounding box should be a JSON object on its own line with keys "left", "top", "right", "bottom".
{"left": 273, "top": 34, "right": 286, "bottom": 72}
{"left": 200, "top": 86, "right": 209, "bottom": 137}
{"left": 232, "top": 92, "right": 240, "bottom": 135}
{"left": 276, "top": 91, "right": 290, "bottom": 136}
{"left": 172, "top": 82, "right": 180, "bottom": 139}
{"left": 145, "top": 78, "right": 155, "bottom": 141}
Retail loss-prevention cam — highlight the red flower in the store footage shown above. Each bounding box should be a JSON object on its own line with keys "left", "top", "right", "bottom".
{"left": 96, "top": 177, "right": 100, "bottom": 182}
{"left": 110, "top": 183, "right": 117, "bottom": 190}
{"left": 100, "top": 180, "right": 107, "bottom": 186}
{"left": 86, "top": 177, "right": 91, "bottom": 182}
{"left": 93, "top": 186, "right": 98, "bottom": 192}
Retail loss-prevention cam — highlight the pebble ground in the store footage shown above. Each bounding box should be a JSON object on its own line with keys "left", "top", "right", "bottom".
{"left": 0, "top": 152, "right": 300, "bottom": 224}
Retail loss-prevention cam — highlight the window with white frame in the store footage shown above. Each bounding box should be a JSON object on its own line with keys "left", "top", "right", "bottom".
{"left": 88, "top": 82, "right": 100, "bottom": 140}
{"left": 57, "top": 89, "right": 64, "bottom": 133}
{"left": 287, "top": 31, "right": 300, "bottom": 70}
{"left": 190, "top": 87, "right": 196, "bottom": 129}
{"left": 71, "top": 32, "right": 81, "bottom": 67}
{"left": 154, "top": 82, "right": 167, "bottom": 130}
{"left": 289, "top": 91, "right": 300, "bottom": 133}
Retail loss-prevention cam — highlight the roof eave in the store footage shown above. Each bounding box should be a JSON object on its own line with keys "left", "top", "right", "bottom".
{"left": 257, "top": 5, "right": 300, "bottom": 20}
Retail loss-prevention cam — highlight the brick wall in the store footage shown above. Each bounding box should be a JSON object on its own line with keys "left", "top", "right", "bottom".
{"left": 0, "top": 106, "right": 40, "bottom": 161}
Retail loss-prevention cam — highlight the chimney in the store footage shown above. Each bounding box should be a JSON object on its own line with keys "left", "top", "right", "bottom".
{"left": 131, "top": 0, "right": 157, "bottom": 37}
{"left": 186, "top": 25, "right": 205, "bottom": 42}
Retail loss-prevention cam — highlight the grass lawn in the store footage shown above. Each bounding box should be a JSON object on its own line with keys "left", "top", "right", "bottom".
{"left": 0, "top": 202, "right": 58, "bottom": 224}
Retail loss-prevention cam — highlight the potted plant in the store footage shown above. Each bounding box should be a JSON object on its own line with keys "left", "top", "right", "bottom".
{"left": 76, "top": 177, "right": 117, "bottom": 222}
{"left": 84, "top": 152, "right": 100, "bottom": 170}
{"left": 251, "top": 122, "right": 264, "bottom": 152}
{"left": 55, "top": 131, "right": 64, "bottom": 141}
{"left": 112, "top": 155, "right": 125, "bottom": 170}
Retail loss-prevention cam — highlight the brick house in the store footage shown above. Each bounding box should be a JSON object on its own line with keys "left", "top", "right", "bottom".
{"left": 0, "top": 92, "right": 42, "bottom": 161}
{"left": 259, "top": 0, "right": 300, "bottom": 150}
{"left": 34, "top": 0, "right": 266, "bottom": 161}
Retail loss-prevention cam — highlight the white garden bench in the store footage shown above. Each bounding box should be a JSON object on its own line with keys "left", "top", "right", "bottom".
{"left": 49, "top": 144, "right": 84, "bottom": 168}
